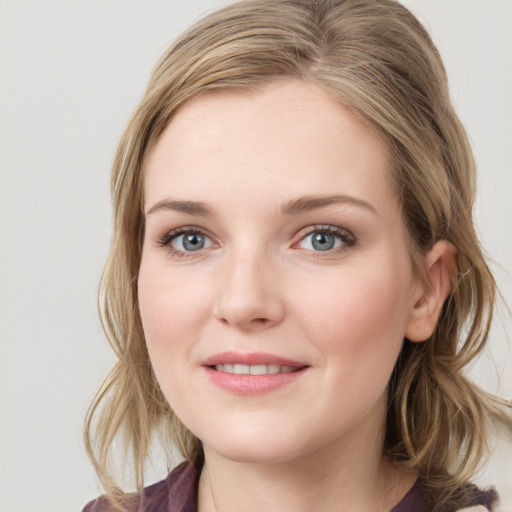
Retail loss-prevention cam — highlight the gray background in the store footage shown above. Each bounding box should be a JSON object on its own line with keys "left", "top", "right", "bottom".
{"left": 1, "top": 1, "right": 511, "bottom": 511}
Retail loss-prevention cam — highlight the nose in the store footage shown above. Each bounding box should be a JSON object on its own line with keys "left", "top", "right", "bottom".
{"left": 213, "top": 249, "right": 285, "bottom": 331}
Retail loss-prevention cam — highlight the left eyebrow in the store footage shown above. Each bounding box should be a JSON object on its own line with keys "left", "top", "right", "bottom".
{"left": 281, "top": 194, "right": 377, "bottom": 216}
{"left": 147, "top": 199, "right": 211, "bottom": 216}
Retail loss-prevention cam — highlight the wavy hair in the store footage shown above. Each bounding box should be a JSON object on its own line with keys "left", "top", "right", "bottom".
{"left": 84, "top": 1, "right": 511, "bottom": 510}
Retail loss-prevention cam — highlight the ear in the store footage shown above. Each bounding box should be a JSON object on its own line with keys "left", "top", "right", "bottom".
{"left": 405, "top": 240, "right": 457, "bottom": 343}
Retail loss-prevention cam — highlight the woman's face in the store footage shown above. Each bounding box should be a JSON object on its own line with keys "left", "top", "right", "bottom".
{"left": 139, "top": 80, "right": 423, "bottom": 465}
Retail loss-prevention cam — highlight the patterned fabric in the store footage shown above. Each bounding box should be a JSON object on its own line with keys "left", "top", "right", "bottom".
{"left": 82, "top": 461, "right": 498, "bottom": 512}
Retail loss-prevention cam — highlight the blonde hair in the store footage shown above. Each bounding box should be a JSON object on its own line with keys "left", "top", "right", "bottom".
{"left": 85, "top": 0, "right": 511, "bottom": 510}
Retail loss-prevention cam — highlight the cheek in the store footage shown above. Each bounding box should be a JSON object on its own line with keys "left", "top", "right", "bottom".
{"left": 138, "top": 259, "right": 207, "bottom": 359}
{"left": 137, "top": 260, "right": 206, "bottom": 408}
{"left": 294, "top": 262, "right": 413, "bottom": 362}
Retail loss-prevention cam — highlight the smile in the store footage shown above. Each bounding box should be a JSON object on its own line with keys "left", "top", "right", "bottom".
{"left": 202, "top": 352, "right": 309, "bottom": 395}
{"left": 213, "top": 364, "right": 300, "bottom": 375}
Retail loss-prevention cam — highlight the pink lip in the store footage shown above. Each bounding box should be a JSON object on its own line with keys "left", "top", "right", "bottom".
{"left": 202, "top": 351, "right": 309, "bottom": 395}
{"left": 202, "top": 351, "right": 306, "bottom": 367}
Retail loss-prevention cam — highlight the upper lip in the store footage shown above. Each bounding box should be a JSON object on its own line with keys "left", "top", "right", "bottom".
{"left": 202, "top": 351, "right": 308, "bottom": 367}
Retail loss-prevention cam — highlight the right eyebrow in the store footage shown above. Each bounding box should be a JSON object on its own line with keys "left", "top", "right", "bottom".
{"left": 146, "top": 199, "right": 211, "bottom": 216}
{"left": 281, "top": 194, "right": 377, "bottom": 216}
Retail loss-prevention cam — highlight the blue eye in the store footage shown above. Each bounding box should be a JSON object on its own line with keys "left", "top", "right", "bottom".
{"left": 157, "top": 228, "right": 214, "bottom": 255}
{"left": 297, "top": 226, "right": 354, "bottom": 252}
{"left": 171, "top": 232, "right": 212, "bottom": 252}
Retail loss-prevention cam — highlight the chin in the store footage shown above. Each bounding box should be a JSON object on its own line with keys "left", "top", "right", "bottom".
{"left": 210, "top": 442, "right": 302, "bottom": 465}
{"left": 199, "top": 422, "right": 322, "bottom": 466}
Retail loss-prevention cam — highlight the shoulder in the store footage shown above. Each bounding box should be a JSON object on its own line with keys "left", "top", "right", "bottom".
{"left": 81, "top": 461, "right": 198, "bottom": 512}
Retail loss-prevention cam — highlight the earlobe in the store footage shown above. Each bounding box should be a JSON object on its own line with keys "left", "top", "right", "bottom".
{"left": 405, "top": 240, "right": 457, "bottom": 343}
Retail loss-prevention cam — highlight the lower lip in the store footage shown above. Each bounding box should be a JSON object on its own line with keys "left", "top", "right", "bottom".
{"left": 204, "top": 366, "right": 308, "bottom": 395}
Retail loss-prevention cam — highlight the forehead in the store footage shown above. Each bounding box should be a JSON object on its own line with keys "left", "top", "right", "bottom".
{"left": 143, "top": 79, "right": 396, "bottom": 215}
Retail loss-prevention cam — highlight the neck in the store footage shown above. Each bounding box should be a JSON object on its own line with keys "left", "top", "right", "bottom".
{"left": 197, "top": 405, "right": 416, "bottom": 512}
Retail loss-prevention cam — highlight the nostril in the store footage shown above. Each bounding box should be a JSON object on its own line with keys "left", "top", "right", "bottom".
{"left": 253, "top": 318, "right": 268, "bottom": 324}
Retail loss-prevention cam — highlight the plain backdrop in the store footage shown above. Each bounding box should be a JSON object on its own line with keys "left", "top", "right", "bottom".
{"left": 0, "top": 1, "right": 511, "bottom": 511}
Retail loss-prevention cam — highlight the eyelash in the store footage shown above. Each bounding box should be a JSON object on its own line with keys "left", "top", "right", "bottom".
{"left": 295, "top": 225, "right": 356, "bottom": 255}
{"left": 156, "top": 225, "right": 356, "bottom": 258}
{"left": 156, "top": 226, "right": 212, "bottom": 258}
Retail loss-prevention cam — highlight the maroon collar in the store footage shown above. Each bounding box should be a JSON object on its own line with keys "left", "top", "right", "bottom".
{"left": 166, "top": 461, "right": 198, "bottom": 512}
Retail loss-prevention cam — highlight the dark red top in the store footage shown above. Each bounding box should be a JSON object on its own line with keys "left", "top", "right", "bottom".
{"left": 83, "top": 461, "right": 497, "bottom": 512}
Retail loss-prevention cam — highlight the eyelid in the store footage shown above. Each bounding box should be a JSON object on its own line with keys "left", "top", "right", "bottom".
{"left": 295, "top": 224, "right": 353, "bottom": 238}
{"left": 156, "top": 225, "right": 218, "bottom": 256}
{"left": 292, "top": 224, "right": 356, "bottom": 253}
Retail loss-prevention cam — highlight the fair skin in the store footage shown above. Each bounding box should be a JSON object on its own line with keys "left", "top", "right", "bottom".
{"left": 138, "top": 80, "right": 454, "bottom": 512}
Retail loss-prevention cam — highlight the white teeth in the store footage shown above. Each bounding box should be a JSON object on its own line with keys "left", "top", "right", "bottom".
{"left": 213, "top": 364, "right": 299, "bottom": 375}
{"left": 250, "top": 364, "right": 267, "bottom": 375}
{"left": 233, "top": 364, "right": 250, "bottom": 374}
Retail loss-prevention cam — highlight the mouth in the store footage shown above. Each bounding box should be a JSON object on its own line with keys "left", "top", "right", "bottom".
{"left": 211, "top": 364, "right": 304, "bottom": 375}
{"left": 202, "top": 352, "right": 309, "bottom": 395}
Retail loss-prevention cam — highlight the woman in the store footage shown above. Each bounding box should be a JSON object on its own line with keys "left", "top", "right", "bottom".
{"left": 83, "top": 1, "right": 511, "bottom": 511}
